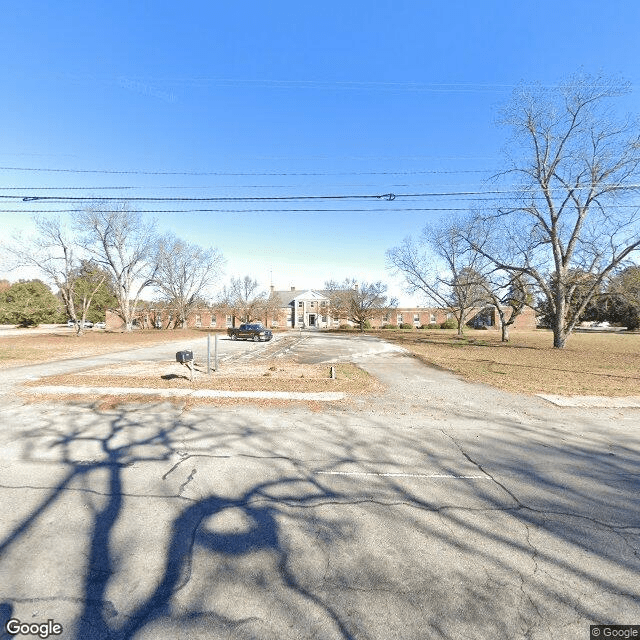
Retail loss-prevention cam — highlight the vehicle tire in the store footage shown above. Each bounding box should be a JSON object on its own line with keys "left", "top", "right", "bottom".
{"left": 253, "top": 334, "right": 260, "bottom": 342}
{"left": 231, "top": 334, "right": 237, "bottom": 340}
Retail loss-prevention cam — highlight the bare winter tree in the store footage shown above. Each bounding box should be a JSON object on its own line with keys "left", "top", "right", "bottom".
{"left": 455, "top": 217, "right": 535, "bottom": 341}
{"left": 153, "top": 234, "right": 224, "bottom": 329}
{"left": 470, "top": 74, "right": 640, "bottom": 348}
{"left": 77, "top": 202, "right": 158, "bottom": 331}
{"left": 5, "top": 216, "right": 106, "bottom": 335}
{"left": 479, "top": 271, "right": 534, "bottom": 342}
{"left": 387, "top": 219, "right": 489, "bottom": 336}
{"left": 218, "top": 276, "right": 271, "bottom": 325}
{"left": 323, "top": 279, "right": 397, "bottom": 331}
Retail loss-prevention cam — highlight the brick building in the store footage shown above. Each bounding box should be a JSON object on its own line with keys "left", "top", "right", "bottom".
{"left": 105, "top": 285, "right": 537, "bottom": 332}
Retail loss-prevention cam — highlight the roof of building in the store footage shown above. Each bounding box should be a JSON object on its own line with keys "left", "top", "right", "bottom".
{"left": 271, "top": 288, "right": 329, "bottom": 307}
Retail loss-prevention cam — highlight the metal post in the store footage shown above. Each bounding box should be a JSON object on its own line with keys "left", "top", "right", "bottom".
{"left": 214, "top": 333, "right": 218, "bottom": 371}
{"left": 207, "top": 333, "right": 211, "bottom": 374}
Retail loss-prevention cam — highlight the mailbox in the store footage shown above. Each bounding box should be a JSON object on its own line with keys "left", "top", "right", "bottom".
{"left": 176, "top": 350, "right": 193, "bottom": 364}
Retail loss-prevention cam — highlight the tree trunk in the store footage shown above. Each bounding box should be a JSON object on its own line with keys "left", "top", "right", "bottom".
{"left": 553, "top": 328, "right": 568, "bottom": 348}
{"left": 553, "top": 291, "right": 568, "bottom": 348}
{"left": 501, "top": 324, "right": 509, "bottom": 342}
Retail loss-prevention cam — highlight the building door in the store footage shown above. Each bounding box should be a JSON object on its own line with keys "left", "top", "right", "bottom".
{"left": 308, "top": 314, "right": 316, "bottom": 327}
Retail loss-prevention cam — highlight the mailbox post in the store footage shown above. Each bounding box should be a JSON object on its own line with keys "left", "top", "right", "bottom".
{"left": 176, "top": 350, "right": 194, "bottom": 381}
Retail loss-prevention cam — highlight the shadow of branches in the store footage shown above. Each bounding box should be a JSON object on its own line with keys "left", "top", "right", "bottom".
{"left": 0, "top": 398, "right": 638, "bottom": 639}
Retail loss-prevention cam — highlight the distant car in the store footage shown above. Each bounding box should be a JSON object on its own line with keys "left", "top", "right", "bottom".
{"left": 94, "top": 321, "right": 106, "bottom": 329}
{"left": 67, "top": 320, "right": 94, "bottom": 328}
{"left": 227, "top": 323, "right": 273, "bottom": 342}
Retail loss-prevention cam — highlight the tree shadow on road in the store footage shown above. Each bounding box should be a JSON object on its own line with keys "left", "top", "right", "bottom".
{"left": 0, "top": 400, "right": 638, "bottom": 638}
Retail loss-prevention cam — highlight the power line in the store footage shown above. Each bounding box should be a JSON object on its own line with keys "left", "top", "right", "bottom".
{"left": 0, "top": 207, "right": 472, "bottom": 214}
{"left": 8, "top": 192, "right": 399, "bottom": 202}
{"left": 3, "top": 205, "right": 639, "bottom": 214}
{"left": 0, "top": 181, "right": 506, "bottom": 190}
{"left": 0, "top": 166, "right": 493, "bottom": 177}
{"left": 4, "top": 186, "right": 640, "bottom": 204}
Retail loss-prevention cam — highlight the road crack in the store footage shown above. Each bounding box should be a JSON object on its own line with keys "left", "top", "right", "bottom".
{"left": 178, "top": 467, "right": 197, "bottom": 495}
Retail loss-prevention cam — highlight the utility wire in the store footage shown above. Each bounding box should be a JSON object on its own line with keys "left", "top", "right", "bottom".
{"left": 0, "top": 166, "right": 493, "bottom": 176}
{"left": 4, "top": 186, "right": 639, "bottom": 203}
{"left": 10, "top": 193, "right": 400, "bottom": 202}
{"left": 0, "top": 207, "right": 473, "bottom": 213}
{"left": 3, "top": 205, "right": 639, "bottom": 214}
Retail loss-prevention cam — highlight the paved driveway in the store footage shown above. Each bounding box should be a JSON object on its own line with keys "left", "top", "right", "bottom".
{"left": 0, "top": 332, "right": 638, "bottom": 639}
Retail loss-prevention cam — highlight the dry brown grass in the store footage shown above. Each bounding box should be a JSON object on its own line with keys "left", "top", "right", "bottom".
{"left": 370, "top": 328, "right": 640, "bottom": 397}
{"left": 24, "top": 358, "right": 381, "bottom": 395}
{"left": 0, "top": 328, "right": 224, "bottom": 369}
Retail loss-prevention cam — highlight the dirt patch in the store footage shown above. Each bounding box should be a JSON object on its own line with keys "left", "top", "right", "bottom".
{"left": 18, "top": 392, "right": 337, "bottom": 412}
{"left": 23, "top": 358, "right": 381, "bottom": 395}
{"left": 368, "top": 329, "right": 640, "bottom": 397}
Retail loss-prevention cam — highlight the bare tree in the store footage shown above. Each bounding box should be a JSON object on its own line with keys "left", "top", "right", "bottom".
{"left": 218, "top": 276, "right": 271, "bottom": 325}
{"left": 5, "top": 216, "right": 106, "bottom": 335}
{"left": 387, "top": 219, "right": 488, "bottom": 335}
{"left": 77, "top": 202, "right": 158, "bottom": 331}
{"left": 323, "top": 279, "right": 397, "bottom": 331}
{"left": 479, "top": 272, "right": 534, "bottom": 342}
{"left": 260, "top": 291, "right": 285, "bottom": 328}
{"left": 153, "top": 234, "right": 224, "bottom": 329}
{"left": 471, "top": 74, "right": 640, "bottom": 347}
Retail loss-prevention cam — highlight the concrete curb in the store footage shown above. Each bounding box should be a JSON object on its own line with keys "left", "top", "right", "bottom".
{"left": 23, "top": 385, "right": 345, "bottom": 401}
{"left": 537, "top": 394, "right": 640, "bottom": 408}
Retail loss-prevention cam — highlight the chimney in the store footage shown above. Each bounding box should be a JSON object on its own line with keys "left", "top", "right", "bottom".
{"left": 353, "top": 283, "right": 359, "bottom": 291}
{"left": 291, "top": 286, "right": 296, "bottom": 291}
{"left": 270, "top": 285, "right": 275, "bottom": 293}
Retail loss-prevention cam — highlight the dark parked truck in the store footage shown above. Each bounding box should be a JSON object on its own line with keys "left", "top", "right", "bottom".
{"left": 227, "top": 323, "right": 273, "bottom": 341}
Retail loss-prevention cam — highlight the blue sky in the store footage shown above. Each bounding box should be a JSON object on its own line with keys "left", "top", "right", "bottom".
{"left": 1, "top": 1, "right": 639, "bottom": 305}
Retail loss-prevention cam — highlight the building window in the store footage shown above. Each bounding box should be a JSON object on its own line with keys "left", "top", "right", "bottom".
{"left": 321, "top": 301, "right": 327, "bottom": 307}
{"left": 298, "top": 301, "right": 303, "bottom": 308}
{"left": 446, "top": 313, "right": 453, "bottom": 320}
{"left": 310, "top": 301, "right": 315, "bottom": 307}
{"left": 383, "top": 313, "right": 390, "bottom": 322}
{"left": 413, "top": 314, "right": 420, "bottom": 324}
{"left": 397, "top": 314, "right": 403, "bottom": 324}
{"left": 226, "top": 315, "right": 233, "bottom": 327}
{"left": 210, "top": 316, "right": 217, "bottom": 327}
{"left": 430, "top": 314, "right": 436, "bottom": 323}
{"left": 322, "top": 315, "right": 327, "bottom": 323}
{"left": 195, "top": 314, "right": 202, "bottom": 327}
{"left": 297, "top": 315, "right": 304, "bottom": 323}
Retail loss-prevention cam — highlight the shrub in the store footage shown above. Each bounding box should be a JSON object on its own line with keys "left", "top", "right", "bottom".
{"left": 362, "top": 320, "right": 372, "bottom": 329}
{"left": 339, "top": 324, "right": 352, "bottom": 330}
{"left": 440, "top": 319, "right": 458, "bottom": 329}
{"left": 421, "top": 323, "right": 440, "bottom": 329}
{"left": 381, "top": 324, "right": 397, "bottom": 329}
{"left": 400, "top": 323, "right": 414, "bottom": 329}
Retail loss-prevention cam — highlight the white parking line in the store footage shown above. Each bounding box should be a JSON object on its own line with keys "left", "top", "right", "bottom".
{"left": 315, "top": 471, "right": 489, "bottom": 479}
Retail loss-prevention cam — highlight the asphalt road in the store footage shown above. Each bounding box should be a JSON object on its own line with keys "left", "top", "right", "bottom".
{"left": 0, "top": 331, "right": 638, "bottom": 639}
